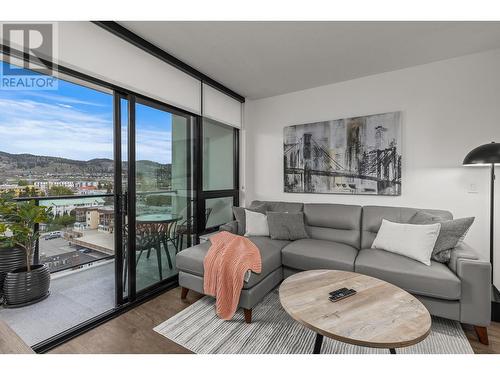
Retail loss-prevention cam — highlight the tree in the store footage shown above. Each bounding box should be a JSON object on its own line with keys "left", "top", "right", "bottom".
{"left": 0, "top": 199, "right": 52, "bottom": 272}
{"left": 0, "top": 191, "right": 15, "bottom": 200}
{"left": 146, "top": 195, "right": 172, "bottom": 206}
{"left": 46, "top": 213, "right": 76, "bottom": 231}
{"left": 17, "top": 180, "right": 29, "bottom": 186}
{"left": 48, "top": 185, "right": 74, "bottom": 196}
{"left": 18, "top": 187, "right": 41, "bottom": 198}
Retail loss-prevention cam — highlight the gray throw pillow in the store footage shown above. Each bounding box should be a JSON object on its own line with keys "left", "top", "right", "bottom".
{"left": 267, "top": 212, "right": 309, "bottom": 241}
{"left": 409, "top": 211, "right": 474, "bottom": 263}
{"left": 232, "top": 203, "right": 267, "bottom": 235}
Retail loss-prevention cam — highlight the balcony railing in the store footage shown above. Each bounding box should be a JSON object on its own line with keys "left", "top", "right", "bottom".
{"left": 14, "top": 193, "right": 115, "bottom": 274}
{"left": 12, "top": 190, "right": 181, "bottom": 274}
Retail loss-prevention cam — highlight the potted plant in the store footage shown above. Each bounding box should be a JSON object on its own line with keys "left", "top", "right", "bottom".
{"left": 0, "top": 198, "right": 52, "bottom": 307}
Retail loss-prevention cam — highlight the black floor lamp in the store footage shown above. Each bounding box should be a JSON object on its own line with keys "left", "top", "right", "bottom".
{"left": 463, "top": 141, "right": 500, "bottom": 321}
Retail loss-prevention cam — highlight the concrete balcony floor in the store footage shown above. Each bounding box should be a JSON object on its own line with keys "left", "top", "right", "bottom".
{"left": 0, "top": 245, "right": 179, "bottom": 347}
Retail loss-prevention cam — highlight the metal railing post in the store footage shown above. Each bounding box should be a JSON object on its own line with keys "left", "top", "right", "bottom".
{"left": 34, "top": 199, "right": 40, "bottom": 265}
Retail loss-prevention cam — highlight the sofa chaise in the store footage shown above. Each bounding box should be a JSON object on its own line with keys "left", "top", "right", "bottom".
{"left": 175, "top": 201, "right": 491, "bottom": 344}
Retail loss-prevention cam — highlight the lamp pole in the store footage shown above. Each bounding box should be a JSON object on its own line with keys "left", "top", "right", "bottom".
{"left": 463, "top": 141, "right": 500, "bottom": 321}
{"left": 491, "top": 163, "right": 495, "bottom": 284}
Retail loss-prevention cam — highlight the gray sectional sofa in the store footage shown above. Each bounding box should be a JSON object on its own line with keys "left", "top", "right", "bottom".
{"left": 176, "top": 200, "right": 491, "bottom": 344}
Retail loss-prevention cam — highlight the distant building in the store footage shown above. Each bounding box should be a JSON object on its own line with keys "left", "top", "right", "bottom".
{"left": 0, "top": 184, "right": 43, "bottom": 197}
{"left": 41, "top": 197, "right": 105, "bottom": 217}
{"left": 74, "top": 207, "right": 100, "bottom": 231}
{"left": 76, "top": 186, "right": 103, "bottom": 195}
{"left": 74, "top": 181, "right": 99, "bottom": 188}
{"left": 34, "top": 180, "right": 99, "bottom": 194}
{"left": 98, "top": 206, "right": 114, "bottom": 233}
{"left": 34, "top": 180, "right": 74, "bottom": 190}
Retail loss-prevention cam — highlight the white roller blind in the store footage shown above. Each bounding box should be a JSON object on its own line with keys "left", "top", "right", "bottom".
{"left": 57, "top": 22, "right": 201, "bottom": 115}
{"left": 202, "top": 83, "right": 242, "bottom": 128}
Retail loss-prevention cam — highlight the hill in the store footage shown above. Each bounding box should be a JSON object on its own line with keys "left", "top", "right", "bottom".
{"left": 0, "top": 151, "right": 170, "bottom": 182}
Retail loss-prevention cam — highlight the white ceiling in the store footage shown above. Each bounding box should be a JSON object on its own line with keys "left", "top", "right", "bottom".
{"left": 119, "top": 21, "right": 500, "bottom": 100}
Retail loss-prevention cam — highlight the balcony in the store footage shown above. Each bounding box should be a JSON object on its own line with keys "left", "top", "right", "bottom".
{"left": 0, "top": 260, "right": 115, "bottom": 346}
{"left": 0, "top": 194, "right": 182, "bottom": 347}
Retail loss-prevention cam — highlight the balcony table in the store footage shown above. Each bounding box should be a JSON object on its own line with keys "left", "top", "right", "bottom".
{"left": 135, "top": 213, "right": 182, "bottom": 275}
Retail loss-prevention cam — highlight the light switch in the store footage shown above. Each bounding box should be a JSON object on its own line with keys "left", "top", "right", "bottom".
{"left": 468, "top": 184, "right": 478, "bottom": 193}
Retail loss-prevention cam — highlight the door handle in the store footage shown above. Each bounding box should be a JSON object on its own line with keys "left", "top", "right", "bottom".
{"left": 122, "top": 192, "right": 128, "bottom": 216}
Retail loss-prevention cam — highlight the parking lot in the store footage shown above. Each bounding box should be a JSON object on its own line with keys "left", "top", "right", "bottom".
{"left": 39, "top": 236, "right": 74, "bottom": 258}
{"left": 38, "top": 234, "right": 112, "bottom": 272}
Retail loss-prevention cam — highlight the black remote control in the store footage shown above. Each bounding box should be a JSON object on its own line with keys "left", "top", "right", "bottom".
{"left": 329, "top": 288, "right": 349, "bottom": 296}
{"left": 329, "top": 288, "right": 356, "bottom": 302}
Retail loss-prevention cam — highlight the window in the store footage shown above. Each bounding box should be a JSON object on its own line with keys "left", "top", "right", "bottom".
{"left": 203, "top": 118, "right": 235, "bottom": 191}
{"left": 199, "top": 117, "right": 239, "bottom": 232}
{"left": 205, "top": 196, "right": 234, "bottom": 228}
{"left": 0, "top": 60, "right": 115, "bottom": 271}
{"left": 0, "top": 58, "right": 115, "bottom": 346}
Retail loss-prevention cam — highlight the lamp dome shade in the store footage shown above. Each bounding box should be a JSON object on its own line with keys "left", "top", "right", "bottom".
{"left": 463, "top": 141, "right": 500, "bottom": 165}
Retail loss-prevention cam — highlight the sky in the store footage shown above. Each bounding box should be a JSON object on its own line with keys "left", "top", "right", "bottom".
{"left": 0, "top": 61, "right": 173, "bottom": 164}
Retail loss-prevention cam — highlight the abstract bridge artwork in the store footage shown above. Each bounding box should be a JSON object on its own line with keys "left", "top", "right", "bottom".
{"left": 284, "top": 111, "right": 402, "bottom": 195}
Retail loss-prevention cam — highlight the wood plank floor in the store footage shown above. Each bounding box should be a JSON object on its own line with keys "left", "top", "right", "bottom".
{"left": 50, "top": 286, "right": 500, "bottom": 354}
{"left": 50, "top": 287, "right": 203, "bottom": 354}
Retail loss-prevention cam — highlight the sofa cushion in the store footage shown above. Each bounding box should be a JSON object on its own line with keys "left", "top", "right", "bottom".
{"left": 233, "top": 203, "right": 267, "bottom": 235}
{"left": 244, "top": 210, "right": 270, "bottom": 237}
{"left": 371, "top": 219, "right": 441, "bottom": 266}
{"left": 176, "top": 241, "right": 211, "bottom": 277}
{"left": 303, "top": 203, "right": 362, "bottom": 249}
{"left": 408, "top": 211, "right": 475, "bottom": 263}
{"left": 175, "top": 236, "right": 290, "bottom": 289}
{"left": 354, "top": 248, "right": 461, "bottom": 300}
{"left": 267, "top": 212, "right": 309, "bottom": 240}
{"left": 361, "top": 206, "right": 453, "bottom": 249}
{"left": 281, "top": 239, "right": 358, "bottom": 272}
{"left": 251, "top": 200, "right": 303, "bottom": 213}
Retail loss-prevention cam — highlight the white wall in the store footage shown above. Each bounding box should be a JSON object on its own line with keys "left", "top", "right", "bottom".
{"left": 244, "top": 49, "right": 500, "bottom": 287}
{"left": 57, "top": 22, "right": 202, "bottom": 114}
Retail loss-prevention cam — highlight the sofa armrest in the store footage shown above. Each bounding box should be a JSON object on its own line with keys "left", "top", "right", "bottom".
{"left": 449, "top": 242, "right": 491, "bottom": 326}
{"left": 448, "top": 242, "right": 479, "bottom": 274}
{"left": 220, "top": 220, "right": 238, "bottom": 234}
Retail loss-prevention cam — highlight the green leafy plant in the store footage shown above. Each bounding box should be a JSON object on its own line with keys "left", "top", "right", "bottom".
{"left": 0, "top": 199, "right": 52, "bottom": 272}
{"left": 48, "top": 185, "right": 74, "bottom": 196}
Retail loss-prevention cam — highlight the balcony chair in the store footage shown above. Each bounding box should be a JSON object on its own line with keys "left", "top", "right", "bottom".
{"left": 176, "top": 208, "right": 212, "bottom": 250}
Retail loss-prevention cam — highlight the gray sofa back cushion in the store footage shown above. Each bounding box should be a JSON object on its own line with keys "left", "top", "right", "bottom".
{"left": 251, "top": 200, "right": 304, "bottom": 213}
{"left": 267, "top": 212, "right": 309, "bottom": 240}
{"left": 233, "top": 203, "right": 267, "bottom": 235}
{"left": 303, "top": 203, "right": 362, "bottom": 249}
{"left": 361, "top": 205, "right": 453, "bottom": 249}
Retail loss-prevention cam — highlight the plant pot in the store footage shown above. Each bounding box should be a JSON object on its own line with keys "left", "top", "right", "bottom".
{"left": 0, "top": 247, "right": 26, "bottom": 298}
{"left": 3, "top": 264, "right": 50, "bottom": 307}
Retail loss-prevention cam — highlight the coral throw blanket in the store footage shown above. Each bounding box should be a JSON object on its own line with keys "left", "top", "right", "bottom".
{"left": 203, "top": 231, "right": 262, "bottom": 320}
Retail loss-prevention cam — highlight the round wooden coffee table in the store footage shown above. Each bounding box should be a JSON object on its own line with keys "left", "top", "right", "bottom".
{"left": 279, "top": 269, "right": 431, "bottom": 354}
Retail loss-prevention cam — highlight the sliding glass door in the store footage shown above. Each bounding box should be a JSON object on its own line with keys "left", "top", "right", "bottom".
{"left": 0, "top": 49, "right": 239, "bottom": 351}
{"left": 117, "top": 96, "right": 194, "bottom": 300}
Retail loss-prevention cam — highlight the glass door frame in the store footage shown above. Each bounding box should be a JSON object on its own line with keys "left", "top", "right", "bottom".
{"left": 114, "top": 93, "right": 196, "bottom": 304}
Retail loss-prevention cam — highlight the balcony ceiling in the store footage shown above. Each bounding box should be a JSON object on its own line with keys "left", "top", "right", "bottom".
{"left": 119, "top": 21, "right": 500, "bottom": 100}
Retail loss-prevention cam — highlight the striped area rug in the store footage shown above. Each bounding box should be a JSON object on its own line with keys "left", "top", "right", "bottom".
{"left": 154, "top": 290, "right": 474, "bottom": 354}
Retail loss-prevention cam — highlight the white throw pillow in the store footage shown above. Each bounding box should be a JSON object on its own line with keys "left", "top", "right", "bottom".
{"left": 244, "top": 209, "right": 269, "bottom": 237}
{"left": 371, "top": 219, "right": 441, "bottom": 266}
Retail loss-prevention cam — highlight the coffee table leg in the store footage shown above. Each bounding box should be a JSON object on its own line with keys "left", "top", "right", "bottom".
{"left": 313, "top": 333, "right": 324, "bottom": 354}
{"left": 389, "top": 348, "right": 396, "bottom": 354}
